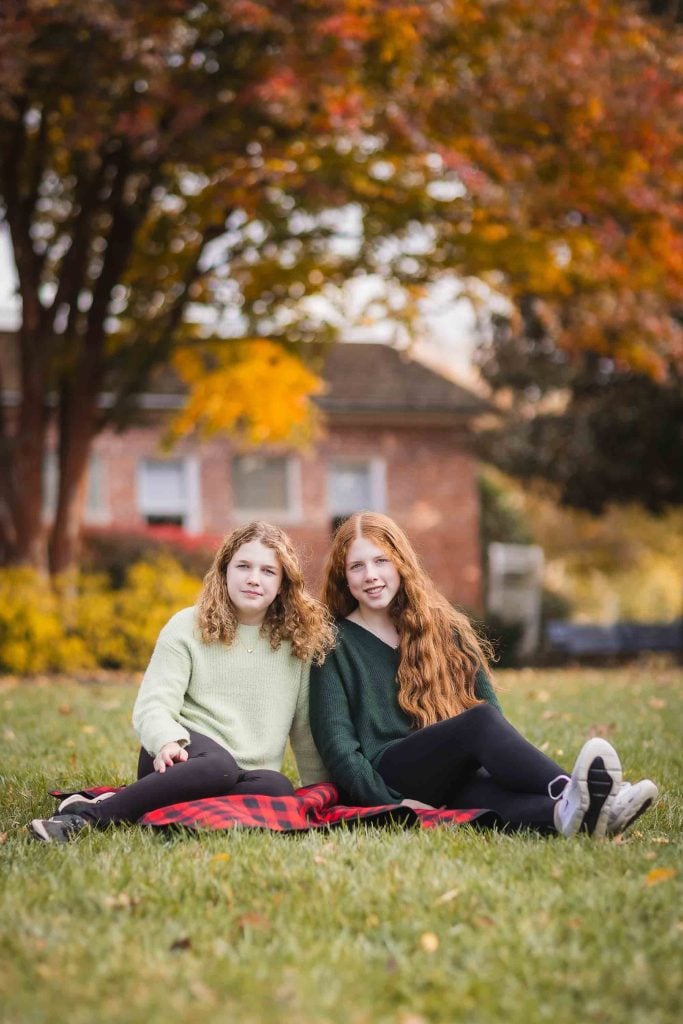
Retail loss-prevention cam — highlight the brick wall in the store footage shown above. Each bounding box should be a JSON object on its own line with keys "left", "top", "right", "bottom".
{"left": 87, "top": 416, "right": 483, "bottom": 610}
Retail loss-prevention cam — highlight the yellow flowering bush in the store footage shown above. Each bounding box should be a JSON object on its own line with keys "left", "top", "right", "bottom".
{"left": 0, "top": 557, "right": 202, "bottom": 675}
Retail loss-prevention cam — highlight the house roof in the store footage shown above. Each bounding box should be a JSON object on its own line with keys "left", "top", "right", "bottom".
{"left": 316, "top": 343, "right": 487, "bottom": 417}
{"left": 0, "top": 333, "right": 488, "bottom": 420}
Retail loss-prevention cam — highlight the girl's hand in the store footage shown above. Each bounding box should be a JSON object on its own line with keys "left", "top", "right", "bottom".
{"left": 153, "top": 741, "right": 189, "bottom": 773}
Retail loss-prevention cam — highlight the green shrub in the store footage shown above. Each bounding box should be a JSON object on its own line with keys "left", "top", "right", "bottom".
{"left": 0, "top": 557, "right": 202, "bottom": 675}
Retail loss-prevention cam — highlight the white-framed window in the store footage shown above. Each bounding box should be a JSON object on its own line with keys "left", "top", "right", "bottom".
{"left": 84, "top": 453, "right": 109, "bottom": 524}
{"left": 42, "top": 451, "right": 110, "bottom": 524}
{"left": 327, "top": 458, "right": 386, "bottom": 523}
{"left": 231, "top": 454, "right": 301, "bottom": 523}
{"left": 137, "top": 457, "right": 202, "bottom": 532}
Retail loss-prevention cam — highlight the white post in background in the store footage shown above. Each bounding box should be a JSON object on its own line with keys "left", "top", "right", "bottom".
{"left": 487, "top": 543, "right": 545, "bottom": 658}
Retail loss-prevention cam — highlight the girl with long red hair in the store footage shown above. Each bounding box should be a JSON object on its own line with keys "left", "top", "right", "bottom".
{"left": 310, "top": 512, "right": 657, "bottom": 837}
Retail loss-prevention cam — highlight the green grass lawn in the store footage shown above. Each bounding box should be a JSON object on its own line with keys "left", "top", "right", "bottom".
{"left": 1, "top": 661, "right": 681, "bottom": 1024}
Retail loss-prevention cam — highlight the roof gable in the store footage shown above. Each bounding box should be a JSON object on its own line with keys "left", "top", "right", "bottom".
{"left": 316, "top": 343, "right": 487, "bottom": 416}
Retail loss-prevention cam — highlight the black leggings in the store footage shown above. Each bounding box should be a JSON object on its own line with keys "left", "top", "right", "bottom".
{"left": 80, "top": 730, "right": 295, "bottom": 825}
{"left": 377, "top": 704, "right": 566, "bottom": 832}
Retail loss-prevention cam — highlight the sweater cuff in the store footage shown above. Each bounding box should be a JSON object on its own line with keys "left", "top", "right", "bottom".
{"left": 143, "top": 723, "right": 191, "bottom": 757}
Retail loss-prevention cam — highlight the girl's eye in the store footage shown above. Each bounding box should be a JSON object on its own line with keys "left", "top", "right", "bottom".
{"left": 348, "top": 563, "right": 362, "bottom": 571}
{"left": 264, "top": 568, "right": 276, "bottom": 575}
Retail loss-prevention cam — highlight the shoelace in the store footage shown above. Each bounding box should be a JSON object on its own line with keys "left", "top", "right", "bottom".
{"left": 547, "top": 774, "right": 570, "bottom": 800}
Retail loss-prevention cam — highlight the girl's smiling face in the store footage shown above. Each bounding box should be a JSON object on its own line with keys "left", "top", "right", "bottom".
{"left": 344, "top": 534, "right": 401, "bottom": 615}
{"left": 226, "top": 539, "right": 283, "bottom": 624}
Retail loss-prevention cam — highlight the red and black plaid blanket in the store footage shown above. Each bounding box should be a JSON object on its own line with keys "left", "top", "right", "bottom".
{"left": 50, "top": 783, "right": 499, "bottom": 833}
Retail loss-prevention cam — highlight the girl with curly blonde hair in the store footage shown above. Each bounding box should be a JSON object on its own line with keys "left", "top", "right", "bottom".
{"left": 31, "top": 522, "right": 335, "bottom": 843}
{"left": 310, "top": 512, "right": 657, "bottom": 838}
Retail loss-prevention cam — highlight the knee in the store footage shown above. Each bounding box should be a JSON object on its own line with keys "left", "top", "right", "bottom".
{"left": 464, "top": 702, "right": 501, "bottom": 731}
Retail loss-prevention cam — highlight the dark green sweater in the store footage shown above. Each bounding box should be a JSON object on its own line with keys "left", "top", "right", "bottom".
{"left": 309, "top": 618, "right": 502, "bottom": 806}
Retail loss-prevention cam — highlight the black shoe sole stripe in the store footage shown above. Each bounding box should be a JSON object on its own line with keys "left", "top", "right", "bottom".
{"left": 581, "top": 757, "right": 615, "bottom": 836}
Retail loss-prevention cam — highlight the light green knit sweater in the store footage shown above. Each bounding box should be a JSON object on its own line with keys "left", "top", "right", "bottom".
{"left": 132, "top": 607, "right": 327, "bottom": 786}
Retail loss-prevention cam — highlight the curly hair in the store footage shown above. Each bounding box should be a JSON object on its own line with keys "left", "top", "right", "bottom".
{"left": 321, "top": 512, "right": 494, "bottom": 727}
{"left": 197, "top": 521, "right": 335, "bottom": 665}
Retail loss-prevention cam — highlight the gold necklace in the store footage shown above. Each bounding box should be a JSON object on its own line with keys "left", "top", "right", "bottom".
{"left": 235, "top": 627, "right": 260, "bottom": 654}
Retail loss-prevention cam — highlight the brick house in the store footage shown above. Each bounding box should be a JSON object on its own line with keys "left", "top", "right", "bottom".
{"left": 5, "top": 339, "right": 489, "bottom": 609}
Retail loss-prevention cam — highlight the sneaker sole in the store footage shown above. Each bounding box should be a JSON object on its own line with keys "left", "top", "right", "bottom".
{"left": 569, "top": 738, "right": 622, "bottom": 839}
{"left": 29, "top": 819, "right": 53, "bottom": 843}
{"left": 57, "top": 791, "right": 115, "bottom": 813}
{"left": 620, "top": 798, "right": 654, "bottom": 834}
{"left": 610, "top": 785, "right": 658, "bottom": 835}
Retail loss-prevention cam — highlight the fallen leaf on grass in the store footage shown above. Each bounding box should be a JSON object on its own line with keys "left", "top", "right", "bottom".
{"left": 188, "top": 979, "right": 215, "bottom": 1004}
{"left": 419, "top": 932, "right": 439, "bottom": 953}
{"left": 474, "top": 915, "right": 496, "bottom": 928}
{"left": 647, "top": 697, "right": 667, "bottom": 710}
{"left": 645, "top": 867, "right": 677, "bottom": 887}
{"left": 81, "top": 725, "right": 96, "bottom": 735}
{"left": 434, "top": 887, "right": 460, "bottom": 905}
{"left": 3, "top": 728, "right": 15, "bottom": 741}
{"left": 57, "top": 704, "right": 72, "bottom": 715}
{"left": 237, "top": 912, "right": 271, "bottom": 932}
{"left": 103, "top": 892, "right": 141, "bottom": 910}
{"left": 210, "top": 852, "right": 231, "bottom": 864}
{"left": 0, "top": 832, "right": 7, "bottom": 844}
{"left": 170, "top": 936, "right": 192, "bottom": 951}
{"left": 588, "top": 723, "right": 616, "bottom": 738}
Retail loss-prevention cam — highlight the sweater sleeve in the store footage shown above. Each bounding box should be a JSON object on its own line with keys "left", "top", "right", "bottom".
{"left": 289, "top": 662, "right": 329, "bottom": 787}
{"left": 132, "top": 614, "right": 193, "bottom": 755}
{"left": 309, "top": 654, "right": 403, "bottom": 807}
{"left": 475, "top": 667, "right": 503, "bottom": 714}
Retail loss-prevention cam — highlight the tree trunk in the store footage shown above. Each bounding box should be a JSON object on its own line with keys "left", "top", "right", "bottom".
{"left": 1, "top": 326, "right": 51, "bottom": 570}
{"left": 48, "top": 384, "right": 100, "bottom": 577}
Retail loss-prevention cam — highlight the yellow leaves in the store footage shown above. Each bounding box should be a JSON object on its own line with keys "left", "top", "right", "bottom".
{"left": 419, "top": 931, "right": 439, "bottom": 953}
{"left": 585, "top": 96, "right": 604, "bottom": 122}
{"left": 210, "top": 852, "right": 231, "bottom": 865}
{"left": 480, "top": 224, "right": 509, "bottom": 243}
{"left": 169, "top": 339, "right": 323, "bottom": 447}
{"left": 0, "top": 557, "right": 202, "bottom": 674}
{"left": 644, "top": 867, "right": 677, "bottom": 888}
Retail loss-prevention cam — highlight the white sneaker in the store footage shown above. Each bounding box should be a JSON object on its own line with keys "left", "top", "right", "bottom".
{"left": 607, "top": 780, "right": 658, "bottom": 835}
{"left": 550, "top": 738, "right": 623, "bottom": 838}
{"left": 57, "top": 791, "right": 115, "bottom": 814}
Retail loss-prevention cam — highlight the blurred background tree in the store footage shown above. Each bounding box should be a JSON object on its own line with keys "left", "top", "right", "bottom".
{"left": 1, "top": 0, "right": 681, "bottom": 575}
{"left": 0, "top": 0, "right": 435, "bottom": 573}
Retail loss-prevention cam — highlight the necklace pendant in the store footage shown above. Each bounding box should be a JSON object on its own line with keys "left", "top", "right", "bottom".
{"left": 246, "top": 646, "right": 254, "bottom": 654}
